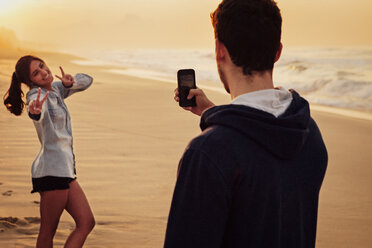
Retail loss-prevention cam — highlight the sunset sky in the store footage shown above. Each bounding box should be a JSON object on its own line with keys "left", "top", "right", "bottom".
{"left": 0, "top": 0, "right": 371, "bottom": 53}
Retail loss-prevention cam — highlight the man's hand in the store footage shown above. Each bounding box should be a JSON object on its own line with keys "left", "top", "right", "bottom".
{"left": 29, "top": 88, "right": 49, "bottom": 115}
{"left": 55, "top": 66, "right": 75, "bottom": 87}
{"left": 174, "top": 88, "right": 215, "bottom": 116}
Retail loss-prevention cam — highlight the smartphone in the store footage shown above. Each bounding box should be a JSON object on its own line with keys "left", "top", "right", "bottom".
{"left": 177, "top": 69, "right": 196, "bottom": 107}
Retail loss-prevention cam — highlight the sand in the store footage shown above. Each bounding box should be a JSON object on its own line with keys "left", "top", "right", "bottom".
{"left": 0, "top": 52, "right": 371, "bottom": 247}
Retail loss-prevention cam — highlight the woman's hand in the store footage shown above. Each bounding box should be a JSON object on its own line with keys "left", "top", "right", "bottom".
{"left": 29, "top": 88, "right": 49, "bottom": 115}
{"left": 55, "top": 66, "right": 75, "bottom": 87}
{"left": 174, "top": 87, "right": 215, "bottom": 116}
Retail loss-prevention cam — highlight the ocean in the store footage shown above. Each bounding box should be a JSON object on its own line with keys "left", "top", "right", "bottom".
{"left": 72, "top": 47, "right": 372, "bottom": 112}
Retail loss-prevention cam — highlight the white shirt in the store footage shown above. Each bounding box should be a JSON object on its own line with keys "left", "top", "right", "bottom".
{"left": 26, "top": 74, "right": 93, "bottom": 178}
{"left": 231, "top": 87, "right": 293, "bottom": 117}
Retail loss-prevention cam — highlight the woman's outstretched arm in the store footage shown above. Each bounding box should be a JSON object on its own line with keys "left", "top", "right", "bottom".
{"left": 54, "top": 66, "right": 93, "bottom": 99}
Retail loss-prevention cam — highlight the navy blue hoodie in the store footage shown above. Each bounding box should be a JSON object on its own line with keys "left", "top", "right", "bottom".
{"left": 164, "top": 91, "right": 328, "bottom": 248}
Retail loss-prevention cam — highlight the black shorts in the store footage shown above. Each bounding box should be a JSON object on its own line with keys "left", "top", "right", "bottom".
{"left": 31, "top": 176, "right": 76, "bottom": 194}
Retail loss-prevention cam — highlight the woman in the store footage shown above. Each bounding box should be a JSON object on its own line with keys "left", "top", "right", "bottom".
{"left": 3, "top": 55, "right": 95, "bottom": 248}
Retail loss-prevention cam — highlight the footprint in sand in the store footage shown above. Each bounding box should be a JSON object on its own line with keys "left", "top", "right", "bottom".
{"left": 24, "top": 217, "right": 40, "bottom": 224}
{"left": 16, "top": 227, "right": 39, "bottom": 235}
{"left": 2, "top": 190, "right": 13, "bottom": 196}
{"left": 0, "top": 217, "right": 40, "bottom": 227}
{"left": 0, "top": 217, "right": 18, "bottom": 229}
{"left": 19, "top": 217, "right": 41, "bottom": 235}
{"left": 0, "top": 216, "right": 41, "bottom": 235}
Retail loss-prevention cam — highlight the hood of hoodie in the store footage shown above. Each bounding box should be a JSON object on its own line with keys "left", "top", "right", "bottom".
{"left": 200, "top": 90, "right": 310, "bottom": 160}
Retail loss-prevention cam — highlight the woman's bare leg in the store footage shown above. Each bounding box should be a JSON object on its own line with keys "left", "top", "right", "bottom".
{"left": 64, "top": 180, "right": 95, "bottom": 248}
{"left": 37, "top": 189, "right": 69, "bottom": 248}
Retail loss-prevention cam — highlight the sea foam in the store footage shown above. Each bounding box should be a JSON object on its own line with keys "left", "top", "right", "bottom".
{"left": 72, "top": 47, "right": 372, "bottom": 112}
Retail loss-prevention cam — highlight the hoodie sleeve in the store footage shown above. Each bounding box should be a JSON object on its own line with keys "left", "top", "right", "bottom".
{"left": 54, "top": 73, "right": 93, "bottom": 99}
{"left": 164, "top": 148, "right": 230, "bottom": 248}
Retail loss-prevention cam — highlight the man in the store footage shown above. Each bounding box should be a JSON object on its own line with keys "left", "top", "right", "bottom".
{"left": 165, "top": 0, "right": 328, "bottom": 247}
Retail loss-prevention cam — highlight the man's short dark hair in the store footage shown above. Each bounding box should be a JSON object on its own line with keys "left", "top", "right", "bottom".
{"left": 211, "top": 0, "right": 282, "bottom": 75}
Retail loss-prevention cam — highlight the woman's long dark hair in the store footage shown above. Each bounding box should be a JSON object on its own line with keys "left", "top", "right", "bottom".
{"left": 3, "top": 55, "right": 44, "bottom": 116}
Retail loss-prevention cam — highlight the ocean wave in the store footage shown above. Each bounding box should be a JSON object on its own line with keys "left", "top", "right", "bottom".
{"left": 74, "top": 47, "right": 372, "bottom": 111}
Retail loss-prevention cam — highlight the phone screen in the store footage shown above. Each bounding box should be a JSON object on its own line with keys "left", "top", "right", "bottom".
{"left": 177, "top": 69, "right": 196, "bottom": 107}
{"left": 179, "top": 74, "right": 195, "bottom": 88}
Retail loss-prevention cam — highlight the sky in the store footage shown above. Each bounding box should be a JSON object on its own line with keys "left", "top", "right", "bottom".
{"left": 0, "top": 0, "right": 371, "bottom": 53}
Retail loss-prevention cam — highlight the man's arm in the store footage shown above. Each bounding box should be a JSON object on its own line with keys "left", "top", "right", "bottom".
{"left": 164, "top": 148, "right": 230, "bottom": 248}
{"left": 174, "top": 88, "right": 215, "bottom": 116}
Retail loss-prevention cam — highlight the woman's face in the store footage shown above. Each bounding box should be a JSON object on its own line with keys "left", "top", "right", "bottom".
{"left": 29, "top": 60, "right": 53, "bottom": 87}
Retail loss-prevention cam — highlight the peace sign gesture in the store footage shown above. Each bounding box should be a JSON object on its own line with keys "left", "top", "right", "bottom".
{"left": 55, "top": 66, "right": 75, "bottom": 88}
{"left": 29, "top": 88, "right": 49, "bottom": 115}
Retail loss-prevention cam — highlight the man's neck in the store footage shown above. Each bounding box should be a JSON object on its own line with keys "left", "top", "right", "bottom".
{"left": 228, "top": 70, "right": 275, "bottom": 100}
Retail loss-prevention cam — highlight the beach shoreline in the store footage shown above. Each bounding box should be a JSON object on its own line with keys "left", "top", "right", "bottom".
{"left": 0, "top": 51, "right": 371, "bottom": 247}
{"left": 71, "top": 53, "right": 372, "bottom": 122}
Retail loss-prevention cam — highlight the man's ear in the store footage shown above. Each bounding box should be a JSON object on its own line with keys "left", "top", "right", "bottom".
{"left": 274, "top": 43, "right": 283, "bottom": 63}
{"left": 215, "top": 39, "right": 227, "bottom": 63}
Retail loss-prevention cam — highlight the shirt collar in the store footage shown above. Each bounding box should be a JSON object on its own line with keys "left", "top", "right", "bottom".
{"left": 230, "top": 87, "right": 293, "bottom": 117}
